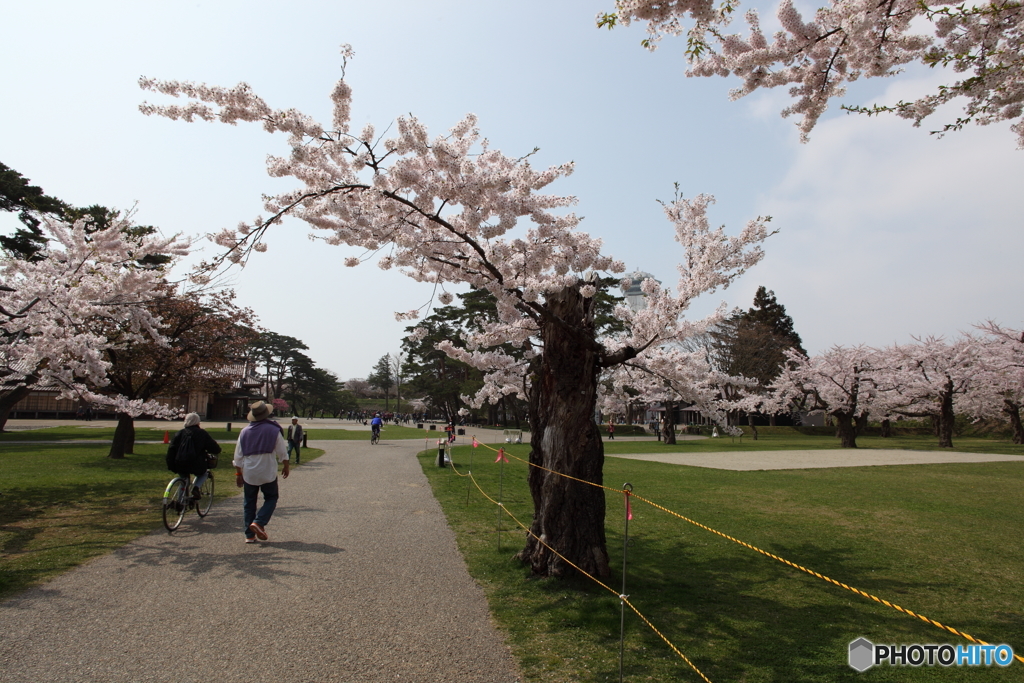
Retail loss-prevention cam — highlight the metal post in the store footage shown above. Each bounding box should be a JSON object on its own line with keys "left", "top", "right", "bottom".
{"left": 496, "top": 453, "right": 505, "bottom": 551}
{"left": 466, "top": 442, "right": 474, "bottom": 506}
{"left": 619, "top": 482, "right": 633, "bottom": 683}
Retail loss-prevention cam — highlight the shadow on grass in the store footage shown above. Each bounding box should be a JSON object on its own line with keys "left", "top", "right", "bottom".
{"left": 578, "top": 533, "right": 1018, "bottom": 682}
{"left": 426, "top": 453, "right": 1024, "bottom": 682}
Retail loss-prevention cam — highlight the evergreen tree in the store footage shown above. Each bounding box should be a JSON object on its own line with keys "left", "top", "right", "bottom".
{"left": 368, "top": 354, "right": 394, "bottom": 410}
{"left": 711, "top": 286, "right": 805, "bottom": 427}
{"left": 745, "top": 286, "right": 805, "bottom": 356}
{"left": 0, "top": 162, "right": 69, "bottom": 260}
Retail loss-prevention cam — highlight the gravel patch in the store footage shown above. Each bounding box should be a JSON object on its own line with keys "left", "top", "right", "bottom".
{"left": 607, "top": 449, "right": 1024, "bottom": 470}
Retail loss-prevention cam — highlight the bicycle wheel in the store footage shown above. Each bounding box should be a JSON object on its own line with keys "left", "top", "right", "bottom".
{"left": 371, "top": 431, "right": 379, "bottom": 445}
{"left": 196, "top": 472, "right": 214, "bottom": 517}
{"left": 162, "top": 478, "right": 188, "bottom": 531}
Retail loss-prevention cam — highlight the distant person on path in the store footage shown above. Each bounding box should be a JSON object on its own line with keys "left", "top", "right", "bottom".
{"left": 167, "top": 413, "right": 222, "bottom": 500}
{"left": 607, "top": 421, "right": 615, "bottom": 440}
{"left": 234, "top": 400, "right": 289, "bottom": 544}
{"left": 370, "top": 412, "right": 383, "bottom": 441}
{"left": 287, "top": 417, "right": 303, "bottom": 465}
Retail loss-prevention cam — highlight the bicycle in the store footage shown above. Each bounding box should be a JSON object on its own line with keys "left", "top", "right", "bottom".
{"left": 162, "top": 471, "right": 214, "bottom": 532}
{"left": 370, "top": 425, "right": 381, "bottom": 445}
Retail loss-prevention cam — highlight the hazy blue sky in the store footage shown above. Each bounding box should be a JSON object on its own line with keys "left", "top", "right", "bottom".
{"left": 3, "top": 0, "right": 1022, "bottom": 382}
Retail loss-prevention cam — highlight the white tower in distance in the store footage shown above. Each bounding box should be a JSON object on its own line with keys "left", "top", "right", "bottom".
{"left": 620, "top": 270, "right": 660, "bottom": 312}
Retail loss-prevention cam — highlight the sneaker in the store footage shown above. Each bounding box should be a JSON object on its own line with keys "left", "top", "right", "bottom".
{"left": 245, "top": 536, "right": 257, "bottom": 544}
{"left": 192, "top": 487, "right": 202, "bottom": 501}
{"left": 249, "top": 522, "right": 268, "bottom": 541}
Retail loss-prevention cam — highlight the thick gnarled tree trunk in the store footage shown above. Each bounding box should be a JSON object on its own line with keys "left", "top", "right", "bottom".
{"left": 0, "top": 383, "right": 34, "bottom": 432}
{"left": 1004, "top": 400, "right": 1024, "bottom": 444}
{"left": 935, "top": 386, "right": 955, "bottom": 448}
{"left": 833, "top": 411, "right": 857, "bottom": 448}
{"left": 517, "top": 286, "right": 610, "bottom": 579}
{"left": 109, "top": 413, "right": 136, "bottom": 459}
{"left": 662, "top": 401, "right": 677, "bottom": 445}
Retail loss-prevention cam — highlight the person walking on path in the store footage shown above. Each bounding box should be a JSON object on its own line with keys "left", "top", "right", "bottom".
{"left": 234, "top": 400, "right": 289, "bottom": 543}
{"left": 287, "top": 416, "right": 303, "bottom": 465}
{"left": 166, "top": 412, "right": 222, "bottom": 499}
{"left": 607, "top": 420, "right": 615, "bottom": 440}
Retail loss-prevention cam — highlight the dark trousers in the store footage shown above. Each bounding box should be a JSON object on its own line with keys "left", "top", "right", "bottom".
{"left": 243, "top": 478, "right": 279, "bottom": 537}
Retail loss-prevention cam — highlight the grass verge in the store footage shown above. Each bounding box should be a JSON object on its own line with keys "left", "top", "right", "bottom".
{"left": 419, "top": 442, "right": 1024, "bottom": 682}
{"left": 0, "top": 424, "right": 446, "bottom": 442}
{"left": 0, "top": 443, "right": 323, "bottom": 601}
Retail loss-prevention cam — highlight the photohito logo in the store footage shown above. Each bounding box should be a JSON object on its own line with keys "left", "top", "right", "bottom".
{"left": 849, "top": 638, "right": 1015, "bottom": 671}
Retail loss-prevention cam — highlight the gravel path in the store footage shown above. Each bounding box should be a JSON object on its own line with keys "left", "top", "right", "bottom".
{"left": 608, "top": 448, "right": 1024, "bottom": 470}
{"left": 0, "top": 438, "right": 522, "bottom": 683}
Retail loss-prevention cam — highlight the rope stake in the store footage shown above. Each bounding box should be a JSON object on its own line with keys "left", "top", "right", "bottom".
{"left": 446, "top": 438, "right": 1023, "bottom": 670}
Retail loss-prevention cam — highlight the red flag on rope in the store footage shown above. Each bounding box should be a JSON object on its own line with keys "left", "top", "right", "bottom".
{"left": 624, "top": 490, "right": 633, "bottom": 521}
{"left": 472, "top": 437, "right": 478, "bottom": 448}
{"left": 495, "top": 447, "right": 508, "bottom": 463}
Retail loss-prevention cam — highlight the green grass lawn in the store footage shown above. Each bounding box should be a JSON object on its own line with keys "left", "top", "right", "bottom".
{"left": 419, "top": 442, "right": 1024, "bottom": 682}
{"left": 603, "top": 427, "right": 1024, "bottom": 456}
{"left": 0, "top": 443, "right": 324, "bottom": 600}
{"left": 0, "top": 423, "right": 447, "bottom": 442}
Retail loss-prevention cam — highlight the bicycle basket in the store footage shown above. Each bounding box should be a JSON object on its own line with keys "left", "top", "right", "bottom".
{"left": 207, "top": 453, "right": 219, "bottom": 469}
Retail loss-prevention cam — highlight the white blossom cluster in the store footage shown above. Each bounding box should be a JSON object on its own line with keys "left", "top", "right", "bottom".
{"left": 1, "top": 215, "right": 188, "bottom": 416}
{"left": 140, "top": 58, "right": 770, "bottom": 421}
{"left": 753, "top": 328, "right": 1023, "bottom": 431}
{"left": 609, "top": 0, "right": 1024, "bottom": 145}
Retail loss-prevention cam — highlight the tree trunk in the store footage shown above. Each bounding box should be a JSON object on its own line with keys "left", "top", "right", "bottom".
{"left": 662, "top": 401, "right": 677, "bottom": 445}
{"left": 936, "top": 385, "right": 954, "bottom": 448}
{"left": 0, "top": 383, "right": 34, "bottom": 432}
{"left": 880, "top": 419, "right": 892, "bottom": 438}
{"left": 1004, "top": 400, "right": 1024, "bottom": 445}
{"left": 833, "top": 411, "right": 858, "bottom": 448}
{"left": 768, "top": 413, "right": 776, "bottom": 427}
{"left": 517, "top": 286, "right": 609, "bottom": 579}
{"left": 108, "top": 413, "right": 136, "bottom": 459}
{"left": 747, "top": 412, "right": 758, "bottom": 440}
{"left": 854, "top": 413, "right": 868, "bottom": 436}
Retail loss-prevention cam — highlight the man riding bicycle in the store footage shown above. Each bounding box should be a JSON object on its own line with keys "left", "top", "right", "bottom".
{"left": 370, "top": 412, "right": 383, "bottom": 442}
{"left": 166, "top": 413, "right": 222, "bottom": 499}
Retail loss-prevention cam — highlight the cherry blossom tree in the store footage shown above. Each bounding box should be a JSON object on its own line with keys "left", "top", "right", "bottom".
{"left": 0, "top": 215, "right": 188, "bottom": 431}
{"left": 874, "top": 336, "right": 982, "bottom": 448}
{"left": 95, "top": 287, "right": 257, "bottom": 459}
{"left": 766, "top": 345, "right": 879, "bottom": 447}
{"left": 600, "top": 0, "right": 1024, "bottom": 145}
{"left": 139, "top": 49, "right": 770, "bottom": 578}
{"left": 961, "top": 323, "right": 1024, "bottom": 443}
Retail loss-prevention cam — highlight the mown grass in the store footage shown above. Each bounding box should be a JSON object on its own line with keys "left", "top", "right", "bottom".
{"left": 0, "top": 443, "right": 324, "bottom": 601}
{"left": 0, "top": 424, "right": 446, "bottom": 442}
{"left": 419, "top": 441, "right": 1024, "bottom": 682}
{"left": 603, "top": 427, "right": 1024, "bottom": 456}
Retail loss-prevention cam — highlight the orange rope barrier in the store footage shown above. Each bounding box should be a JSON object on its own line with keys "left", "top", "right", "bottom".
{"left": 462, "top": 464, "right": 714, "bottom": 682}
{"left": 461, "top": 436, "right": 1023, "bottom": 664}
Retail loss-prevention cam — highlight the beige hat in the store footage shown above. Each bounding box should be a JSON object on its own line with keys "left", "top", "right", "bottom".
{"left": 247, "top": 400, "right": 273, "bottom": 421}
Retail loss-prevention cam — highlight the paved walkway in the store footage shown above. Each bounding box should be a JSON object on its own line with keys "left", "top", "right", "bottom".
{"left": 0, "top": 438, "right": 522, "bottom": 683}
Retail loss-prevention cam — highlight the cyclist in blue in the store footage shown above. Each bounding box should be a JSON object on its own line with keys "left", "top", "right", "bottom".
{"left": 370, "top": 412, "right": 383, "bottom": 442}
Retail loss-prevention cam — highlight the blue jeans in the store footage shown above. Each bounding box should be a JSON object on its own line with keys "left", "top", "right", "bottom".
{"left": 287, "top": 441, "right": 301, "bottom": 463}
{"left": 192, "top": 470, "right": 209, "bottom": 493}
{"left": 243, "top": 478, "right": 279, "bottom": 537}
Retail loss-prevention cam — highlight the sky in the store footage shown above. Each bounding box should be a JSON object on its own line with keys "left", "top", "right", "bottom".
{"left": 2, "top": 0, "right": 1022, "bottom": 382}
